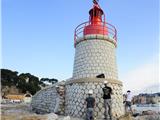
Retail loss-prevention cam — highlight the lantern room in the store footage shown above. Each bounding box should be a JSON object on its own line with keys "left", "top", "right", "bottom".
{"left": 74, "top": 1, "right": 117, "bottom": 47}
{"left": 84, "top": 3, "right": 108, "bottom": 35}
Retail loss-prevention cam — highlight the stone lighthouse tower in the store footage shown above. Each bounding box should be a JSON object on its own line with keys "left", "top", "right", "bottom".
{"left": 65, "top": 1, "right": 124, "bottom": 119}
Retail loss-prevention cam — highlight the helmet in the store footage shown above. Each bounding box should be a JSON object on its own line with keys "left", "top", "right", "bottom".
{"left": 104, "top": 81, "right": 108, "bottom": 84}
{"left": 55, "top": 85, "right": 59, "bottom": 88}
{"left": 88, "top": 90, "right": 93, "bottom": 94}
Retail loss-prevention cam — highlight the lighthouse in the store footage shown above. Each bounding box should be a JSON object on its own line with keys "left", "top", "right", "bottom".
{"left": 65, "top": 1, "right": 124, "bottom": 119}
{"left": 30, "top": 1, "right": 124, "bottom": 119}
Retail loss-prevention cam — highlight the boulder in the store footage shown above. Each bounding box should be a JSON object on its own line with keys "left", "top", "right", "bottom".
{"left": 45, "top": 113, "right": 58, "bottom": 120}
{"left": 63, "top": 116, "right": 71, "bottom": 120}
{"left": 133, "top": 115, "right": 160, "bottom": 120}
{"left": 142, "top": 110, "right": 157, "bottom": 115}
{"left": 118, "top": 113, "right": 132, "bottom": 120}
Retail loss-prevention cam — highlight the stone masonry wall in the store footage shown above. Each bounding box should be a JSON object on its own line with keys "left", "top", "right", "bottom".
{"left": 65, "top": 78, "right": 124, "bottom": 119}
{"left": 31, "top": 83, "right": 65, "bottom": 114}
{"left": 31, "top": 79, "right": 124, "bottom": 119}
{"left": 73, "top": 38, "right": 118, "bottom": 80}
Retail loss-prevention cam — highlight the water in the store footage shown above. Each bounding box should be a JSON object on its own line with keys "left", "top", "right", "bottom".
{"left": 132, "top": 104, "right": 160, "bottom": 112}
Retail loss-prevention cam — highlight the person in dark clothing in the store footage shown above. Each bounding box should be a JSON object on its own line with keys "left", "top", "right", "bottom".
{"left": 85, "top": 90, "right": 95, "bottom": 120}
{"left": 102, "top": 81, "right": 113, "bottom": 120}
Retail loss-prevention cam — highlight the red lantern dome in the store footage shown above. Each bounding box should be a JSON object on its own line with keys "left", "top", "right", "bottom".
{"left": 83, "top": 4, "right": 108, "bottom": 35}
{"left": 74, "top": 1, "right": 117, "bottom": 47}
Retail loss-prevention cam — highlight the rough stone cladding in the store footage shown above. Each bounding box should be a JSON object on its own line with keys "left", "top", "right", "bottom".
{"left": 73, "top": 39, "right": 118, "bottom": 80}
{"left": 65, "top": 78, "right": 124, "bottom": 119}
{"left": 31, "top": 83, "right": 65, "bottom": 114}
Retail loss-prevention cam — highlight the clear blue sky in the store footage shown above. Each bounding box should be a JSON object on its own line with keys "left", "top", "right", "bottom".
{"left": 2, "top": 0, "right": 159, "bottom": 93}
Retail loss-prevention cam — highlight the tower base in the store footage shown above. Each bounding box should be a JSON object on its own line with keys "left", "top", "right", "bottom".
{"left": 65, "top": 78, "right": 124, "bottom": 119}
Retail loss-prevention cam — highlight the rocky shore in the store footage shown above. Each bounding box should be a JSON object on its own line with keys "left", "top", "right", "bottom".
{"left": 1, "top": 103, "right": 160, "bottom": 120}
{"left": 1, "top": 103, "right": 82, "bottom": 120}
{"left": 132, "top": 110, "right": 160, "bottom": 120}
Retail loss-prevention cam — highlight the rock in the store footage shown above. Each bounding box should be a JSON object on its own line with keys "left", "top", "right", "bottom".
{"left": 45, "top": 113, "right": 58, "bottom": 120}
{"left": 142, "top": 110, "right": 158, "bottom": 115}
{"left": 11, "top": 113, "right": 58, "bottom": 120}
{"left": 133, "top": 115, "right": 160, "bottom": 120}
{"left": 63, "top": 116, "right": 71, "bottom": 120}
{"left": 118, "top": 113, "right": 132, "bottom": 120}
{"left": 132, "top": 113, "right": 140, "bottom": 117}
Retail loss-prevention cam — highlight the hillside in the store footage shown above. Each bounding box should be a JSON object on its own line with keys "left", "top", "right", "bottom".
{"left": 1, "top": 69, "right": 58, "bottom": 96}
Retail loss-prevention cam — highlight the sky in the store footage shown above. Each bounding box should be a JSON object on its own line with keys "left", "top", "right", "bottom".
{"left": 2, "top": 0, "right": 159, "bottom": 94}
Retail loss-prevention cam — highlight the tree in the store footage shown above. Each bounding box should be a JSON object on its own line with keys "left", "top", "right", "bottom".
{"left": 1, "top": 69, "right": 19, "bottom": 87}
{"left": 1, "top": 68, "right": 59, "bottom": 95}
{"left": 17, "top": 73, "right": 41, "bottom": 95}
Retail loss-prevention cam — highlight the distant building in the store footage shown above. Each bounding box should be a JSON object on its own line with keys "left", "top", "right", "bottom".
{"left": 5, "top": 94, "right": 24, "bottom": 103}
{"left": 24, "top": 92, "right": 32, "bottom": 103}
{"left": 4, "top": 92, "right": 32, "bottom": 103}
{"left": 132, "top": 93, "right": 160, "bottom": 104}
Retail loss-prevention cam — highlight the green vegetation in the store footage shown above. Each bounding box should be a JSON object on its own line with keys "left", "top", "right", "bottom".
{"left": 1, "top": 69, "right": 58, "bottom": 95}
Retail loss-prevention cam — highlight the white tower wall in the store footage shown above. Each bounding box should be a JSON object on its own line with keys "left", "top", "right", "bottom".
{"left": 73, "top": 38, "right": 118, "bottom": 80}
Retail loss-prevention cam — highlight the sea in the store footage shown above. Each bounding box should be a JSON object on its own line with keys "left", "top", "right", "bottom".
{"left": 132, "top": 104, "right": 160, "bottom": 112}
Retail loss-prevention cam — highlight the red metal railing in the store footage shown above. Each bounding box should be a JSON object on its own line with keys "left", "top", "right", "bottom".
{"left": 74, "top": 21, "right": 117, "bottom": 47}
